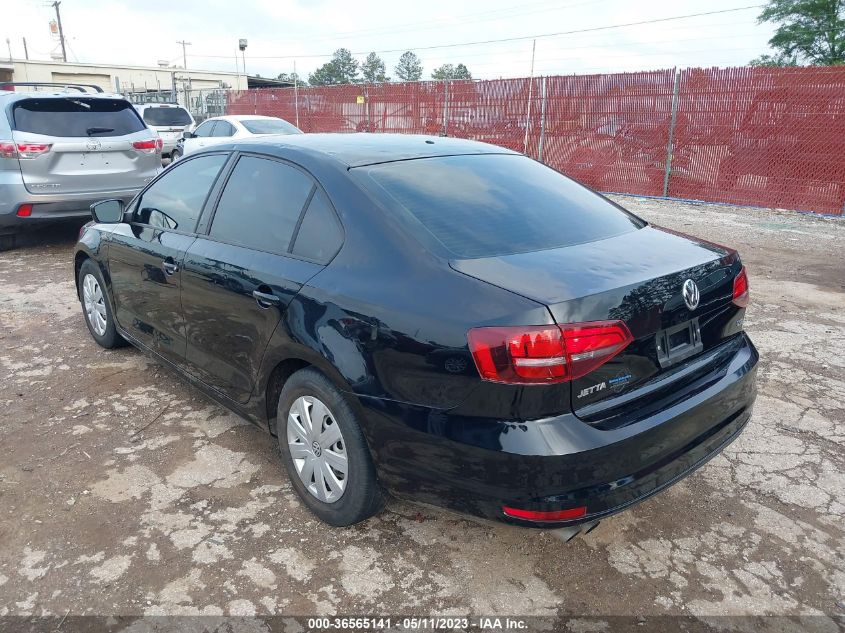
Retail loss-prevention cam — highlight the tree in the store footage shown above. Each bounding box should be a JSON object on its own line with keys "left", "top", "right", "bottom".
{"left": 308, "top": 48, "right": 359, "bottom": 85}
{"left": 395, "top": 51, "right": 423, "bottom": 81}
{"left": 750, "top": 0, "right": 845, "bottom": 66}
{"left": 276, "top": 72, "right": 307, "bottom": 86}
{"left": 361, "top": 52, "right": 390, "bottom": 83}
{"left": 431, "top": 63, "right": 473, "bottom": 80}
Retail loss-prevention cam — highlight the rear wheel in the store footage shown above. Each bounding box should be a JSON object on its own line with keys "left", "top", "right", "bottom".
{"left": 277, "top": 368, "right": 384, "bottom": 526}
{"left": 170, "top": 149, "right": 181, "bottom": 162}
{"left": 0, "top": 233, "right": 16, "bottom": 252}
{"left": 78, "top": 259, "right": 125, "bottom": 349}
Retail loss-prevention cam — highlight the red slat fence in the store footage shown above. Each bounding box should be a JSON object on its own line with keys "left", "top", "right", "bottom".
{"left": 226, "top": 66, "right": 845, "bottom": 216}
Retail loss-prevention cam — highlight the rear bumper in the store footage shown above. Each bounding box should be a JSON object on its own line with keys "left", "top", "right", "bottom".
{"left": 356, "top": 332, "right": 758, "bottom": 528}
{"left": 0, "top": 179, "right": 141, "bottom": 230}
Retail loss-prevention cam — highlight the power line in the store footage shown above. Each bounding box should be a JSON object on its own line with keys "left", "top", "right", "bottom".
{"left": 187, "top": 4, "right": 764, "bottom": 60}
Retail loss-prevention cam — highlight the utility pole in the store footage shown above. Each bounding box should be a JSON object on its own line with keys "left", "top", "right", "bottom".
{"left": 52, "top": 1, "right": 67, "bottom": 62}
{"left": 523, "top": 39, "right": 536, "bottom": 154}
{"left": 176, "top": 40, "right": 191, "bottom": 108}
{"left": 5, "top": 38, "right": 11, "bottom": 62}
{"left": 22, "top": 37, "right": 29, "bottom": 60}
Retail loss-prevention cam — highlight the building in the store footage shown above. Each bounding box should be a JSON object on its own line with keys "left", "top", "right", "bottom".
{"left": 3, "top": 58, "right": 247, "bottom": 93}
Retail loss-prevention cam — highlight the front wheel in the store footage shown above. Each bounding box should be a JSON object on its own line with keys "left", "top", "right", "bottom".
{"left": 78, "top": 259, "right": 125, "bottom": 349}
{"left": 277, "top": 368, "right": 384, "bottom": 526}
{"left": 170, "top": 149, "right": 181, "bottom": 162}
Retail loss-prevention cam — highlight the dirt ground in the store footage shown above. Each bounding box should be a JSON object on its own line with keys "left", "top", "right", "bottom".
{"left": 0, "top": 197, "right": 843, "bottom": 630}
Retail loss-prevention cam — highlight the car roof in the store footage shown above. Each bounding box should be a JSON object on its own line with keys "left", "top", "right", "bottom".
{"left": 223, "top": 133, "right": 519, "bottom": 167}
{"left": 205, "top": 114, "right": 285, "bottom": 123}
{"left": 136, "top": 103, "right": 187, "bottom": 109}
{"left": 0, "top": 90, "right": 126, "bottom": 102}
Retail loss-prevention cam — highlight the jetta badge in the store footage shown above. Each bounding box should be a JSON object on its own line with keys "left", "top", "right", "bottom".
{"left": 682, "top": 279, "right": 700, "bottom": 311}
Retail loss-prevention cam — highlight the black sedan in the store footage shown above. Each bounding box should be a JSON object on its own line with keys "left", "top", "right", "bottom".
{"left": 74, "top": 134, "right": 758, "bottom": 532}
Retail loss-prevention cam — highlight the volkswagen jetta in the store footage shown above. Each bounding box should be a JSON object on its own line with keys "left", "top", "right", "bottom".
{"left": 73, "top": 134, "right": 757, "bottom": 530}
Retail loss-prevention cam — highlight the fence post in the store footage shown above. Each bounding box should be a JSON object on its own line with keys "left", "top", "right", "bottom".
{"left": 253, "top": 89, "right": 258, "bottom": 115}
{"left": 662, "top": 69, "right": 681, "bottom": 198}
{"left": 538, "top": 76, "right": 547, "bottom": 163}
{"left": 442, "top": 80, "right": 449, "bottom": 136}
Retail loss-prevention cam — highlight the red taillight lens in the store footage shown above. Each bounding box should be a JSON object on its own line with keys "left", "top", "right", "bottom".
{"left": 16, "top": 143, "right": 51, "bottom": 158}
{"left": 0, "top": 141, "right": 51, "bottom": 159}
{"left": 467, "top": 320, "right": 633, "bottom": 385}
{"left": 732, "top": 266, "right": 749, "bottom": 308}
{"left": 0, "top": 141, "right": 16, "bottom": 158}
{"left": 562, "top": 321, "right": 634, "bottom": 380}
{"left": 503, "top": 506, "right": 587, "bottom": 522}
{"left": 133, "top": 138, "right": 163, "bottom": 153}
{"left": 16, "top": 204, "right": 33, "bottom": 217}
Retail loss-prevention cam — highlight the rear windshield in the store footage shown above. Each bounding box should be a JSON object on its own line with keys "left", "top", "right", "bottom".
{"left": 354, "top": 154, "right": 644, "bottom": 258}
{"left": 240, "top": 118, "right": 301, "bottom": 135}
{"left": 12, "top": 98, "right": 146, "bottom": 137}
{"left": 142, "top": 106, "right": 192, "bottom": 127}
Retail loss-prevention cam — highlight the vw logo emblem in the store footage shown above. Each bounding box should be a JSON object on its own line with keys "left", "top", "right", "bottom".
{"left": 85, "top": 139, "right": 102, "bottom": 152}
{"left": 682, "top": 279, "right": 700, "bottom": 311}
{"left": 311, "top": 440, "right": 322, "bottom": 457}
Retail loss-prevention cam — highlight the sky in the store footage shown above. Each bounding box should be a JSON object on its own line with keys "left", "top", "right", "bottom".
{"left": 3, "top": 0, "right": 777, "bottom": 81}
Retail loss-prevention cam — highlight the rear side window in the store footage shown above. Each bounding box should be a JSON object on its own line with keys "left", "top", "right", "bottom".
{"left": 291, "top": 189, "right": 343, "bottom": 263}
{"left": 354, "top": 154, "right": 644, "bottom": 258}
{"left": 241, "top": 118, "right": 301, "bottom": 135}
{"left": 209, "top": 156, "right": 314, "bottom": 254}
{"left": 12, "top": 98, "right": 146, "bottom": 137}
{"left": 135, "top": 154, "right": 227, "bottom": 232}
{"left": 142, "top": 106, "right": 192, "bottom": 126}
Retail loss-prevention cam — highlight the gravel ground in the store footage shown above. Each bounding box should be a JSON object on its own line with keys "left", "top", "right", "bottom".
{"left": 0, "top": 197, "right": 843, "bottom": 630}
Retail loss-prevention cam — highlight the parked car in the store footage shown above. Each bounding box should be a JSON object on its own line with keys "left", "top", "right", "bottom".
{"left": 135, "top": 103, "right": 195, "bottom": 159}
{"left": 73, "top": 134, "right": 757, "bottom": 534}
{"left": 0, "top": 82, "right": 162, "bottom": 250}
{"left": 172, "top": 115, "right": 301, "bottom": 160}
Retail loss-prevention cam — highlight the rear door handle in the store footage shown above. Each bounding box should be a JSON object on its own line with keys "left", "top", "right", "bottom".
{"left": 162, "top": 259, "right": 179, "bottom": 275}
{"left": 252, "top": 289, "right": 281, "bottom": 308}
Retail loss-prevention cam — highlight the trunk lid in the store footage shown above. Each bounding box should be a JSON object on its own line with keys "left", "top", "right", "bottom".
{"left": 451, "top": 225, "right": 746, "bottom": 426}
{"left": 11, "top": 97, "right": 160, "bottom": 194}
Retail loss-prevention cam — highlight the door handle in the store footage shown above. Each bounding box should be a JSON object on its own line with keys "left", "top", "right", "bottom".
{"left": 252, "top": 289, "right": 281, "bottom": 308}
{"left": 162, "top": 259, "right": 179, "bottom": 275}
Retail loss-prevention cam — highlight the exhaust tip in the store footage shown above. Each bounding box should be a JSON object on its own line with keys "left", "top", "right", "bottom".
{"left": 548, "top": 520, "right": 600, "bottom": 543}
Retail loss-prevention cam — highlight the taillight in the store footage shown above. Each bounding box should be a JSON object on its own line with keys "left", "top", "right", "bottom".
{"left": 133, "top": 138, "right": 163, "bottom": 154}
{"left": 0, "top": 141, "right": 51, "bottom": 159}
{"left": 467, "top": 320, "right": 633, "bottom": 385}
{"left": 732, "top": 266, "right": 749, "bottom": 308}
{"left": 16, "top": 204, "right": 33, "bottom": 217}
{"left": 503, "top": 506, "right": 587, "bottom": 522}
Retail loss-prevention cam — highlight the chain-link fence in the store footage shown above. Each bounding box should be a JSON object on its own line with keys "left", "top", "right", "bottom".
{"left": 226, "top": 66, "right": 845, "bottom": 216}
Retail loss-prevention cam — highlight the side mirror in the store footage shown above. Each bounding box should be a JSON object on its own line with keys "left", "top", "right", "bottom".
{"left": 90, "top": 199, "right": 125, "bottom": 224}
{"left": 183, "top": 131, "right": 195, "bottom": 139}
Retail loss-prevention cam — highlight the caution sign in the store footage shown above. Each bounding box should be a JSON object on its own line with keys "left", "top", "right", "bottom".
{"left": 356, "top": 95, "right": 365, "bottom": 105}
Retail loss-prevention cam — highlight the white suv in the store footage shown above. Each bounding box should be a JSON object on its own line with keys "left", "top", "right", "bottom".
{"left": 135, "top": 103, "right": 195, "bottom": 158}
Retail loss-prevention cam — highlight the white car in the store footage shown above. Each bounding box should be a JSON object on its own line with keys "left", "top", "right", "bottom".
{"left": 134, "top": 103, "right": 195, "bottom": 158}
{"left": 173, "top": 115, "right": 302, "bottom": 160}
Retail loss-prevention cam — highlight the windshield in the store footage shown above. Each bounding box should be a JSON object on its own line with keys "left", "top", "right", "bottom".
{"left": 142, "top": 107, "right": 192, "bottom": 127}
{"left": 354, "top": 154, "right": 644, "bottom": 259}
{"left": 240, "top": 118, "right": 302, "bottom": 135}
{"left": 13, "top": 98, "right": 146, "bottom": 137}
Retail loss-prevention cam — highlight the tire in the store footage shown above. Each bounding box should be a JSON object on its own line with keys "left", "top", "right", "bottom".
{"left": 78, "top": 259, "right": 126, "bottom": 349}
{"left": 170, "top": 149, "right": 181, "bottom": 162}
{"left": 277, "top": 368, "right": 384, "bottom": 526}
{"left": 0, "top": 233, "right": 16, "bottom": 252}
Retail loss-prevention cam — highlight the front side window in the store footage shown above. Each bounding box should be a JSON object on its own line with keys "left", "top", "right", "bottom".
{"left": 193, "top": 121, "right": 216, "bottom": 137}
{"left": 209, "top": 156, "right": 314, "bottom": 254}
{"left": 135, "top": 154, "right": 227, "bottom": 231}
{"left": 212, "top": 121, "right": 235, "bottom": 137}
